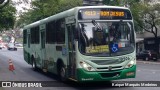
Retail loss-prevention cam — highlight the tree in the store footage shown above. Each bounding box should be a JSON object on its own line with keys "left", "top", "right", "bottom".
{"left": 131, "top": 2, "right": 160, "bottom": 54}
{"left": 17, "top": 0, "right": 82, "bottom": 27}
{"left": 141, "top": 3, "right": 160, "bottom": 54}
{"left": 0, "top": 0, "right": 10, "bottom": 9}
{"left": 103, "top": 0, "right": 140, "bottom": 6}
{"left": 0, "top": 0, "right": 16, "bottom": 31}
{"left": 2, "top": 28, "right": 22, "bottom": 43}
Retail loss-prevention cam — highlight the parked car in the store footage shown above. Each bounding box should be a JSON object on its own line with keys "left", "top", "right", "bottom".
{"left": 149, "top": 50, "right": 158, "bottom": 61}
{"left": 7, "top": 43, "right": 17, "bottom": 51}
{"left": 15, "top": 43, "right": 23, "bottom": 47}
{"left": 136, "top": 50, "right": 158, "bottom": 61}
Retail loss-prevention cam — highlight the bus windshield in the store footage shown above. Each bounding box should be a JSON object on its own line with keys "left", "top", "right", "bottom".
{"left": 78, "top": 21, "right": 135, "bottom": 57}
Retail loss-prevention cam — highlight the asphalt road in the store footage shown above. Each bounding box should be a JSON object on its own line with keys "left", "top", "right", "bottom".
{"left": 0, "top": 48, "right": 160, "bottom": 90}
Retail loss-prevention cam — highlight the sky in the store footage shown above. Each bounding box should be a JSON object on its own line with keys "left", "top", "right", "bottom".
{"left": 12, "top": 0, "right": 32, "bottom": 17}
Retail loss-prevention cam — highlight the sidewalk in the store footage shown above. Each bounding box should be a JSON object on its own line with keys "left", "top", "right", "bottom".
{"left": 137, "top": 59, "right": 160, "bottom": 65}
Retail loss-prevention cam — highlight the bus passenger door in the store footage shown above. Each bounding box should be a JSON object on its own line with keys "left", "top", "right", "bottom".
{"left": 27, "top": 33, "right": 31, "bottom": 48}
{"left": 40, "top": 25, "right": 46, "bottom": 69}
{"left": 27, "top": 32, "right": 31, "bottom": 64}
{"left": 67, "top": 24, "right": 76, "bottom": 78}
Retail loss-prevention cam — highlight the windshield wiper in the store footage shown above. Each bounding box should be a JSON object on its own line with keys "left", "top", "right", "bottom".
{"left": 91, "top": 20, "right": 102, "bottom": 31}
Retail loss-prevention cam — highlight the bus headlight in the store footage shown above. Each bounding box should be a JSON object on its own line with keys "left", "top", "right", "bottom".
{"left": 80, "top": 61, "right": 95, "bottom": 71}
{"left": 125, "top": 60, "right": 136, "bottom": 68}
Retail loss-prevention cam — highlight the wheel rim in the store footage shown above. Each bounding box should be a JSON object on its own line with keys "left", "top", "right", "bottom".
{"left": 32, "top": 61, "right": 35, "bottom": 68}
{"left": 60, "top": 67, "right": 65, "bottom": 79}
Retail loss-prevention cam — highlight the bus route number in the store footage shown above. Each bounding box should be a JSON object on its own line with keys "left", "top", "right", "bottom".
{"left": 84, "top": 11, "right": 97, "bottom": 16}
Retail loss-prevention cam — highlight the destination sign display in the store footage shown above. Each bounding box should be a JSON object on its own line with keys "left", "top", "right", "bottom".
{"left": 78, "top": 8, "right": 132, "bottom": 20}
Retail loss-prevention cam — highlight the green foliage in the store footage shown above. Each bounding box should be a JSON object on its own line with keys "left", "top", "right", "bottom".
{"left": 130, "top": 2, "right": 144, "bottom": 32}
{"left": 0, "top": 0, "right": 5, "bottom": 4}
{"left": 0, "top": 0, "right": 9, "bottom": 9}
{"left": 102, "top": 0, "right": 142, "bottom": 32}
{"left": 103, "top": 0, "right": 121, "bottom": 6}
{"left": 103, "top": 0, "right": 140, "bottom": 6}
{"left": 130, "top": 2, "right": 160, "bottom": 34}
{"left": 0, "top": 2, "right": 16, "bottom": 31}
{"left": 17, "top": 0, "right": 82, "bottom": 27}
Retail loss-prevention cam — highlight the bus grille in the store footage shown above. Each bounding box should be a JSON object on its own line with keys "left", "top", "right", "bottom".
{"left": 100, "top": 72, "right": 121, "bottom": 78}
{"left": 91, "top": 59, "right": 124, "bottom": 65}
{"left": 96, "top": 66, "right": 123, "bottom": 71}
{"left": 97, "top": 66, "right": 122, "bottom": 70}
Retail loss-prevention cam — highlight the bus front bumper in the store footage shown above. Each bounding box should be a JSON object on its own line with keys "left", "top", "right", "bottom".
{"left": 76, "top": 65, "right": 136, "bottom": 82}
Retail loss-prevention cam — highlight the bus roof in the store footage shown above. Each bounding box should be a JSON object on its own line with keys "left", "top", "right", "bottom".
{"left": 76, "top": 5, "right": 129, "bottom": 10}
{"left": 23, "top": 5, "right": 130, "bottom": 30}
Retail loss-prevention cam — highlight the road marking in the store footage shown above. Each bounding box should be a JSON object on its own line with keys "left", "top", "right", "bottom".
{"left": 137, "top": 70, "right": 141, "bottom": 72}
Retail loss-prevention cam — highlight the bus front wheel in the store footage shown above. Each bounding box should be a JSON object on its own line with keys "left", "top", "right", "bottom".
{"left": 32, "top": 57, "right": 37, "bottom": 71}
{"left": 59, "top": 64, "right": 67, "bottom": 81}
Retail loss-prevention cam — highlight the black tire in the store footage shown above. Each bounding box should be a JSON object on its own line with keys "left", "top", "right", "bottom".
{"left": 32, "top": 57, "right": 37, "bottom": 71}
{"left": 15, "top": 48, "right": 17, "bottom": 51}
{"left": 58, "top": 64, "right": 67, "bottom": 82}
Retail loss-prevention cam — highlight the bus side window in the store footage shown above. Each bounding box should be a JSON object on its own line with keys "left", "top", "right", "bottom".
{"left": 71, "top": 25, "right": 76, "bottom": 50}
{"left": 23, "top": 30, "right": 27, "bottom": 44}
{"left": 46, "top": 21, "right": 56, "bottom": 44}
{"left": 56, "top": 19, "right": 65, "bottom": 44}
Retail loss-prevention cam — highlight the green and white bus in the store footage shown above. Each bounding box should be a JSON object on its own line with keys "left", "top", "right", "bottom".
{"left": 23, "top": 6, "right": 136, "bottom": 82}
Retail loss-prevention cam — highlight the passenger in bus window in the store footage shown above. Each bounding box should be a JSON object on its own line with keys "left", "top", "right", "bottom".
{"left": 109, "top": 25, "right": 116, "bottom": 42}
